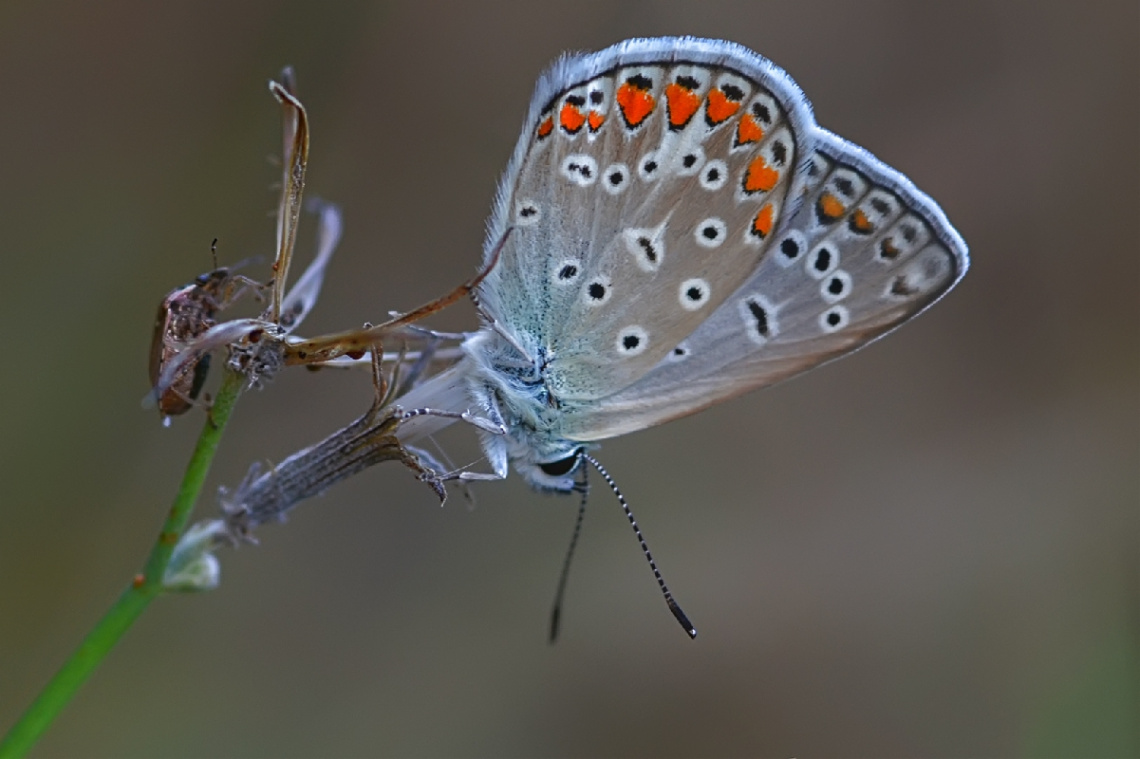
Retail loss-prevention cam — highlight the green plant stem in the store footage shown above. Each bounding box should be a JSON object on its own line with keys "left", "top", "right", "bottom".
{"left": 0, "top": 369, "right": 246, "bottom": 758}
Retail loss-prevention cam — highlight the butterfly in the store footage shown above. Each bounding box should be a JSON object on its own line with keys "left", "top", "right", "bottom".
{"left": 386, "top": 36, "right": 968, "bottom": 637}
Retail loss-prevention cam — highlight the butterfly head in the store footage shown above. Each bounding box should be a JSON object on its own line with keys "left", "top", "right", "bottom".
{"left": 483, "top": 388, "right": 585, "bottom": 493}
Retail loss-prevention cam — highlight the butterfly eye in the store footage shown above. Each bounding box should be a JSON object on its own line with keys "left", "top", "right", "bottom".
{"left": 539, "top": 453, "right": 580, "bottom": 477}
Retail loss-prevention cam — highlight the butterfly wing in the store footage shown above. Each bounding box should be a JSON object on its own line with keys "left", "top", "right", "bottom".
{"left": 477, "top": 37, "right": 818, "bottom": 401}
{"left": 560, "top": 129, "right": 969, "bottom": 441}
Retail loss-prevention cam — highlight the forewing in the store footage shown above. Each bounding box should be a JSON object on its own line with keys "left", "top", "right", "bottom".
{"left": 478, "top": 37, "right": 818, "bottom": 401}
{"left": 563, "top": 129, "right": 969, "bottom": 441}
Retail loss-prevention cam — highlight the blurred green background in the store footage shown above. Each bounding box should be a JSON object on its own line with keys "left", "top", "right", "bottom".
{"left": 1, "top": 2, "right": 1136, "bottom": 757}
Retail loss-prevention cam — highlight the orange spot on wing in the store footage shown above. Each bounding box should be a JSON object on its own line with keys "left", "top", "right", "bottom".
{"left": 587, "top": 110, "right": 605, "bottom": 131}
{"left": 559, "top": 102, "right": 586, "bottom": 133}
{"left": 743, "top": 156, "right": 780, "bottom": 193}
{"left": 537, "top": 116, "right": 554, "bottom": 139}
{"left": 752, "top": 204, "right": 775, "bottom": 238}
{"left": 736, "top": 113, "right": 764, "bottom": 145}
{"left": 665, "top": 82, "right": 701, "bottom": 128}
{"left": 851, "top": 208, "right": 874, "bottom": 233}
{"left": 616, "top": 80, "right": 655, "bottom": 127}
{"left": 818, "top": 192, "right": 846, "bottom": 221}
{"left": 706, "top": 88, "right": 741, "bottom": 124}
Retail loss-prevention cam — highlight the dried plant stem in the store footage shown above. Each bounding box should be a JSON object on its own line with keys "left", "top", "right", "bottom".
{"left": 0, "top": 369, "right": 246, "bottom": 759}
{"left": 224, "top": 399, "right": 437, "bottom": 535}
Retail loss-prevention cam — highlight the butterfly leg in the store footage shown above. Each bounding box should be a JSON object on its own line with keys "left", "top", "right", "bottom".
{"left": 408, "top": 460, "right": 502, "bottom": 486}
{"left": 420, "top": 436, "right": 479, "bottom": 507}
{"left": 404, "top": 444, "right": 504, "bottom": 486}
{"left": 394, "top": 406, "right": 506, "bottom": 436}
{"left": 391, "top": 404, "right": 510, "bottom": 484}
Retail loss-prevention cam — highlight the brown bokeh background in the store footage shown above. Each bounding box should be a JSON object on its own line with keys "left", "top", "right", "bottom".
{"left": 1, "top": 2, "right": 1136, "bottom": 757}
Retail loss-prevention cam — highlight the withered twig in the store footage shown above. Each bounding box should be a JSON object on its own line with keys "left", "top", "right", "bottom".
{"left": 221, "top": 342, "right": 447, "bottom": 540}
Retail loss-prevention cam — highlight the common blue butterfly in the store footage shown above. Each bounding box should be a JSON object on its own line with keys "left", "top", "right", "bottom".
{"left": 388, "top": 36, "right": 968, "bottom": 636}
